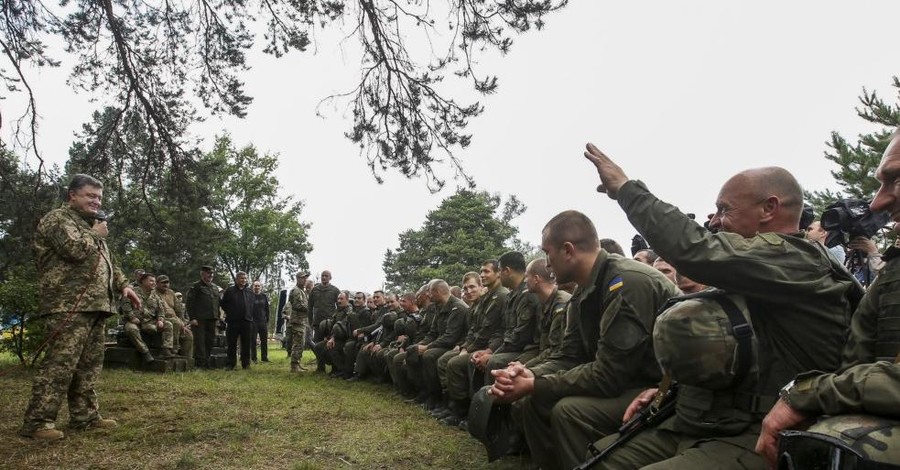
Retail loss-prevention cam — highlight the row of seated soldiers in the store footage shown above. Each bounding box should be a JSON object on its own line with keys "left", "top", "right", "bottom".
{"left": 118, "top": 271, "right": 194, "bottom": 363}
{"left": 306, "top": 251, "right": 573, "bottom": 430}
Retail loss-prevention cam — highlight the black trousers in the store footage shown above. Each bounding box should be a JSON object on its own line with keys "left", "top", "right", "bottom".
{"left": 225, "top": 320, "right": 253, "bottom": 369}
{"left": 250, "top": 321, "right": 268, "bottom": 361}
{"left": 192, "top": 319, "right": 217, "bottom": 367}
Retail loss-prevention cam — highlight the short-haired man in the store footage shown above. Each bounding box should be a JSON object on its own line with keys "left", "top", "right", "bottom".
{"left": 185, "top": 265, "right": 220, "bottom": 368}
{"left": 408, "top": 280, "right": 469, "bottom": 409}
{"left": 309, "top": 270, "right": 340, "bottom": 341}
{"left": 286, "top": 271, "right": 311, "bottom": 373}
{"left": 155, "top": 275, "right": 193, "bottom": 358}
{"left": 474, "top": 251, "right": 541, "bottom": 378}
{"left": 249, "top": 280, "right": 270, "bottom": 363}
{"left": 220, "top": 271, "right": 255, "bottom": 370}
{"left": 489, "top": 211, "right": 678, "bottom": 470}
{"left": 755, "top": 130, "right": 900, "bottom": 466}
{"left": 121, "top": 273, "right": 175, "bottom": 362}
{"left": 522, "top": 258, "right": 571, "bottom": 369}
{"left": 582, "top": 143, "right": 861, "bottom": 468}
{"left": 20, "top": 174, "right": 140, "bottom": 440}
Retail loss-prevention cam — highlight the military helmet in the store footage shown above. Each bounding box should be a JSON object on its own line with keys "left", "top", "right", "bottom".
{"left": 318, "top": 318, "right": 334, "bottom": 339}
{"left": 653, "top": 289, "right": 757, "bottom": 390}
{"left": 331, "top": 320, "right": 348, "bottom": 342}
{"left": 467, "top": 385, "right": 517, "bottom": 461}
{"left": 778, "top": 415, "right": 900, "bottom": 469}
{"left": 381, "top": 311, "right": 398, "bottom": 330}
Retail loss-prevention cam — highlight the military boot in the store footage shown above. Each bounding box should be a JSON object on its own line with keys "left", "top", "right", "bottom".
{"left": 142, "top": 351, "right": 155, "bottom": 363}
{"left": 291, "top": 363, "right": 300, "bottom": 373}
{"left": 159, "top": 348, "right": 176, "bottom": 358}
{"left": 20, "top": 428, "right": 64, "bottom": 441}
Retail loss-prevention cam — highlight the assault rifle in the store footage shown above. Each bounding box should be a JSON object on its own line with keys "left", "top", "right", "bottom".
{"left": 572, "top": 383, "right": 679, "bottom": 470}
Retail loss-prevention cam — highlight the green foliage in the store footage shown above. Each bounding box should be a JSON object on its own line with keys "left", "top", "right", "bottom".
{"left": 0, "top": 266, "right": 45, "bottom": 365}
{"left": 806, "top": 76, "right": 900, "bottom": 219}
{"left": 383, "top": 190, "right": 528, "bottom": 291}
{"left": 0, "top": 149, "right": 63, "bottom": 281}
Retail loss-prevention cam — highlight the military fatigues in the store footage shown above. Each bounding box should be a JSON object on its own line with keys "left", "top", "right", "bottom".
{"left": 309, "top": 283, "right": 340, "bottom": 342}
{"left": 521, "top": 251, "right": 680, "bottom": 470}
{"left": 185, "top": 279, "right": 220, "bottom": 368}
{"left": 524, "top": 288, "right": 571, "bottom": 368}
{"left": 22, "top": 204, "right": 129, "bottom": 434}
{"left": 393, "top": 304, "right": 436, "bottom": 397}
{"left": 407, "top": 297, "right": 469, "bottom": 402}
{"left": 385, "top": 310, "right": 422, "bottom": 388}
{"left": 484, "top": 280, "right": 541, "bottom": 378}
{"left": 343, "top": 306, "right": 374, "bottom": 376}
{"left": 840, "top": 247, "right": 900, "bottom": 368}
{"left": 590, "top": 179, "right": 861, "bottom": 470}
{"left": 157, "top": 287, "right": 193, "bottom": 358}
{"left": 317, "top": 304, "right": 353, "bottom": 375}
{"left": 445, "top": 285, "right": 509, "bottom": 402}
{"left": 121, "top": 288, "right": 175, "bottom": 353}
{"left": 287, "top": 285, "right": 310, "bottom": 370}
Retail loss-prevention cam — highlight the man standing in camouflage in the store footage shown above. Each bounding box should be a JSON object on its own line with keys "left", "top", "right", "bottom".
{"left": 286, "top": 271, "right": 311, "bottom": 372}
{"left": 186, "top": 265, "right": 220, "bottom": 369}
{"left": 20, "top": 174, "right": 141, "bottom": 441}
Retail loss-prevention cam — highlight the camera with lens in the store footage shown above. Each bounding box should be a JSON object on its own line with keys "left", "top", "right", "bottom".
{"left": 820, "top": 199, "right": 889, "bottom": 248}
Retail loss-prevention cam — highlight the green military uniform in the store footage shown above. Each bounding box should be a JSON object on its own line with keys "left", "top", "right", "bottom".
{"left": 524, "top": 288, "right": 571, "bottom": 368}
{"left": 21, "top": 203, "right": 129, "bottom": 435}
{"left": 485, "top": 280, "right": 542, "bottom": 373}
{"left": 840, "top": 246, "right": 900, "bottom": 368}
{"left": 342, "top": 305, "right": 373, "bottom": 377}
{"left": 287, "top": 285, "right": 310, "bottom": 370}
{"left": 385, "top": 309, "right": 422, "bottom": 388}
{"left": 309, "top": 282, "right": 340, "bottom": 342}
{"left": 393, "top": 303, "right": 436, "bottom": 397}
{"left": 589, "top": 179, "right": 861, "bottom": 469}
{"left": 521, "top": 250, "right": 680, "bottom": 470}
{"left": 185, "top": 278, "right": 220, "bottom": 368}
{"left": 408, "top": 297, "right": 469, "bottom": 404}
{"left": 121, "top": 288, "right": 175, "bottom": 354}
{"left": 444, "top": 285, "right": 508, "bottom": 402}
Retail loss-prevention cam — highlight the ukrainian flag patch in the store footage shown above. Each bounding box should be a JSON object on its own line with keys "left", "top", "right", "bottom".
{"left": 608, "top": 276, "right": 623, "bottom": 292}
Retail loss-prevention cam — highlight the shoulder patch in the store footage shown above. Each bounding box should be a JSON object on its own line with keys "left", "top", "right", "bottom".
{"left": 608, "top": 276, "right": 624, "bottom": 292}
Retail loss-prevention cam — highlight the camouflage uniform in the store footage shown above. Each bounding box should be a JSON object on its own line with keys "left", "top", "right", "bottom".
{"left": 840, "top": 247, "right": 900, "bottom": 368}
{"left": 521, "top": 251, "right": 680, "bottom": 470}
{"left": 121, "top": 288, "right": 174, "bottom": 353}
{"left": 157, "top": 287, "right": 192, "bottom": 357}
{"left": 288, "top": 284, "right": 310, "bottom": 370}
{"left": 589, "top": 180, "right": 861, "bottom": 470}
{"left": 21, "top": 204, "right": 129, "bottom": 434}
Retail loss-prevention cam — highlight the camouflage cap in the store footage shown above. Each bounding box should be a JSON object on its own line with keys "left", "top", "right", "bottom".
{"left": 157, "top": 275, "right": 170, "bottom": 283}
{"left": 296, "top": 271, "right": 310, "bottom": 278}
{"left": 200, "top": 265, "right": 214, "bottom": 272}
{"left": 653, "top": 290, "right": 758, "bottom": 390}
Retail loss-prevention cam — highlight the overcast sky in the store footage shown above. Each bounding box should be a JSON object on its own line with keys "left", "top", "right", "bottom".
{"left": 5, "top": 1, "right": 900, "bottom": 292}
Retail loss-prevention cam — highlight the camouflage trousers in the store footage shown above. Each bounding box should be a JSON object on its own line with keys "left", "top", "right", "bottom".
{"left": 123, "top": 319, "right": 174, "bottom": 353}
{"left": 166, "top": 315, "right": 194, "bottom": 358}
{"left": 289, "top": 318, "right": 310, "bottom": 366}
{"left": 21, "top": 312, "right": 108, "bottom": 432}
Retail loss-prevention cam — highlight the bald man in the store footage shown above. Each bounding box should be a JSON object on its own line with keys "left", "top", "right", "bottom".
{"left": 581, "top": 146, "right": 863, "bottom": 469}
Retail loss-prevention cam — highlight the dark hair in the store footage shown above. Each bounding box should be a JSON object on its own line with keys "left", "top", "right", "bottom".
{"left": 498, "top": 251, "right": 527, "bottom": 273}
{"left": 139, "top": 273, "right": 155, "bottom": 282}
{"left": 67, "top": 174, "right": 103, "bottom": 198}
{"left": 481, "top": 259, "right": 500, "bottom": 273}
{"left": 600, "top": 238, "right": 625, "bottom": 256}
{"left": 543, "top": 210, "right": 600, "bottom": 252}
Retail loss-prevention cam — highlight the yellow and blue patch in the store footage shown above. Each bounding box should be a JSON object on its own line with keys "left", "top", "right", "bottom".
{"left": 608, "top": 276, "right": 623, "bottom": 292}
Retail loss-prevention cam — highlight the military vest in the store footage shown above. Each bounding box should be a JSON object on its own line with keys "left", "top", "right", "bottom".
{"left": 874, "top": 254, "right": 900, "bottom": 363}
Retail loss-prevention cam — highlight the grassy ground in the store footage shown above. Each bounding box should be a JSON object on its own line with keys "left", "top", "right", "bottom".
{"left": 0, "top": 344, "right": 532, "bottom": 470}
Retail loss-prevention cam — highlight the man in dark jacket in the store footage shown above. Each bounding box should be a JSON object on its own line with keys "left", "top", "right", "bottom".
{"left": 220, "top": 271, "right": 255, "bottom": 370}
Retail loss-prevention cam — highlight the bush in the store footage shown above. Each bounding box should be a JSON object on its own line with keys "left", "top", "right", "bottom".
{"left": 0, "top": 266, "right": 44, "bottom": 365}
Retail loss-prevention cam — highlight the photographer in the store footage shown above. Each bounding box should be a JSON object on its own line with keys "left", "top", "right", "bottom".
{"left": 847, "top": 235, "right": 885, "bottom": 286}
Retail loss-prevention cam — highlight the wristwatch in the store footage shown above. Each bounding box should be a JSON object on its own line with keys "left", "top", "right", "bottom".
{"left": 779, "top": 379, "right": 796, "bottom": 407}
